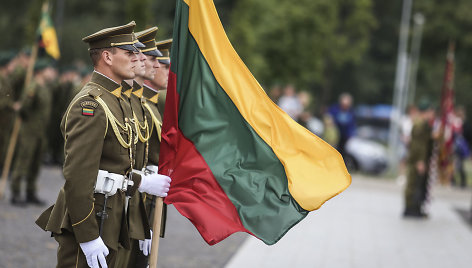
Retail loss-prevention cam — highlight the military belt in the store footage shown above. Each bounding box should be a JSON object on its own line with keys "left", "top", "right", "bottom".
{"left": 94, "top": 170, "right": 134, "bottom": 197}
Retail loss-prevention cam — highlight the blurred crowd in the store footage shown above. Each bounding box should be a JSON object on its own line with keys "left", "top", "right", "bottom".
{"left": 0, "top": 51, "right": 91, "bottom": 205}
{"left": 271, "top": 84, "right": 471, "bottom": 219}
{"left": 270, "top": 84, "right": 356, "bottom": 158}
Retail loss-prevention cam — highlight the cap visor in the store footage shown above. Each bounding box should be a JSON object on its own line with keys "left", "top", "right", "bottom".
{"left": 158, "top": 59, "right": 170, "bottom": 65}
{"left": 143, "top": 49, "right": 162, "bottom": 57}
{"left": 135, "top": 41, "right": 146, "bottom": 48}
{"left": 115, "top": 44, "right": 139, "bottom": 52}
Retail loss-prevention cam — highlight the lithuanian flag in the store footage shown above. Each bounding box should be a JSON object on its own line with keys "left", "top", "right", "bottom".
{"left": 159, "top": 0, "right": 351, "bottom": 245}
{"left": 38, "top": 3, "right": 60, "bottom": 60}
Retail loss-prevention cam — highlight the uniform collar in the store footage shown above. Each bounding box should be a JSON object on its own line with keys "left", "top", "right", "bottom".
{"left": 143, "top": 84, "right": 158, "bottom": 104}
{"left": 91, "top": 71, "right": 122, "bottom": 98}
{"left": 132, "top": 87, "right": 144, "bottom": 98}
{"left": 121, "top": 81, "right": 133, "bottom": 98}
{"left": 148, "top": 94, "right": 159, "bottom": 104}
{"left": 132, "top": 80, "right": 144, "bottom": 98}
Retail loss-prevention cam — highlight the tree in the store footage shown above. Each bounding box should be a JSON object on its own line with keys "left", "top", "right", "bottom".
{"left": 228, "top": 0, "right": 376, "bottom": 108}
{"left": 413, "top": 0, "right": 472, "bottom": 114}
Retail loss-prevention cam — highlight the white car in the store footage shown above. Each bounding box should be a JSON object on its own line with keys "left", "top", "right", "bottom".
{"left": 344, "top": 136, "right": 388, "bottom": 174}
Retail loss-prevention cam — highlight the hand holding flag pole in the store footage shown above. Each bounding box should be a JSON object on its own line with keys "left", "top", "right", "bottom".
{"left": 148, "top": 197, "right": 163, "bottom": 268}
{"left": 148, "top": 169, "right": 172, "bottom": 268}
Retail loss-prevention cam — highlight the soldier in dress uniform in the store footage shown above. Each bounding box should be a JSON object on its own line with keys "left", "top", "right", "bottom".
{"left": 35, "top": 21, "right": 171, "bottom": 268}
{"left": 155, "top": 39, "right": 172, "bottom": 117}
{"left": 142, "top": 37, "right": 172, "bottom": 251}
{"left": 10, "top": 58, "right": 57, "bottom": 206}
{"left": 115, "top": 26, "right": 163, "bottom": 267}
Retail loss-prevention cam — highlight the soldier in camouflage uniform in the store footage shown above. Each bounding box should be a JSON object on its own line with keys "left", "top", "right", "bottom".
{"left": 47, "top": 68, "right": 80, "bottom": 165}
{"left": 0, "top": 53, "right": 28, "bottom": 169}
{"left": 403, "top": 99, "right": 435, "bottom": 218}
{"left": 10, "top": 59, "right": 57, "bottom": 206}
{"left": 0, "top": 55, "right": 15, "bottom": 168}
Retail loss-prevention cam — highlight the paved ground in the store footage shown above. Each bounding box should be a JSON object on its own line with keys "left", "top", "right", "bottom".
{"left": 226, "top": 174, "right": 472, "bottom": 268}
{"left": 0, "top": 166, "right": 245, "bottom": 268}
{"left": 1, "top": 167, "right": 471, "bottom": 268}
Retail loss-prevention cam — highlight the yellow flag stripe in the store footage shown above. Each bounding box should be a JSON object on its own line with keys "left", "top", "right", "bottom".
{"left": 185, "top": 0, "right": 351, "bottom": 211}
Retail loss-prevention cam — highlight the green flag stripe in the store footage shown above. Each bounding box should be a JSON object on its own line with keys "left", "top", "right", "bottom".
{"left": 174, "top": 1, "right": 308, "bottom": 244}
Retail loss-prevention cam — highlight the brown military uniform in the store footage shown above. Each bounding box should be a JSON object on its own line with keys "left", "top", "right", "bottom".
{"left": 155, "top": 38, "right": 172, "bottom": 118}
{"left": 36, "top": 72, "right": 148, "bottom": 267}
{"left": 116, "top": 80, "right": 155, "bottom": 268}
{"left": 123, "top": 81, "right": 151, "bottom": 241}
{"left": 122, "top": 83, "right": 164, "bottom": 268}
{"left": 404, "top": 118, "right": 433, "bottom": 216}
{"left": 142, "top": 83, "right": 164, "bottom": 228}
{"left": 157, "top": 89, "right": 166, "bottom": 118}
{"left": 116, "top": 26, "right": 167, "bottom": 268}
{"left": 142, "top": 84, "right": 162, "bottom": 167}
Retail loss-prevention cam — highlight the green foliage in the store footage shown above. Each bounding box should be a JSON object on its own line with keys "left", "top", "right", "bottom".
{"left": 413, "top": 0, "right": 472, "bottom": 113}
{"left": 126, "top": 0, "right": 152, "bottom": 30}
{"left": 2, "top": 0, "right": 472, "bottom": 116}
{"left": 228, "top": 0, "right": 376, "bottom": 105}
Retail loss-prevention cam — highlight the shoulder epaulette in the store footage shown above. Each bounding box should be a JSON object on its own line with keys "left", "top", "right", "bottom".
{"left": 87, "top": 87, "right": 103, "bottom": 98}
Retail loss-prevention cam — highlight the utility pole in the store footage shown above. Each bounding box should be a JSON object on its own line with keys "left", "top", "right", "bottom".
{"left": 407, "top": 13, "right": 425, "bottom": 105}
{"left": 388, "top": 0, "right": 413, "bottom": 174}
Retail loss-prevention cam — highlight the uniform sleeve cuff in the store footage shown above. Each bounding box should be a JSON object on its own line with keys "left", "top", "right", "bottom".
{"left": 71, "top": 210, "right": 100, "bottom": 243}
{"left": 127, "top": 173, "right": 142, "bottom": 196}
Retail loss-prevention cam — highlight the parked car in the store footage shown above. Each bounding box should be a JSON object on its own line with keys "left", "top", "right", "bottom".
{"left": 343, "top": 105, "right": 391, "bottom": 174}
{"left": 344, "top": 136, "right": 388, "bottom": 174}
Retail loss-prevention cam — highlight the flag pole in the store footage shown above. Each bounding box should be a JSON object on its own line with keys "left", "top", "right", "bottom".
{"left": 148, "top": 197, "right": 164, "bottom": 268}
{"left": 0, "top": 42, "right": 39, "bottom": 199}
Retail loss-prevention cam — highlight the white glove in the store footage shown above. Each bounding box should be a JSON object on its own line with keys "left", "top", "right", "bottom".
{"left": 139, "top": 230, "right": 152, "bottom": 256}
{"left": 79, "top": 237, "right": 109, "bottom": 268}
{"left": 138, "top": 173, "right": 171, "bottom": 197}
{"left": 144, "top": 165, "right": 159, "bottom": 174}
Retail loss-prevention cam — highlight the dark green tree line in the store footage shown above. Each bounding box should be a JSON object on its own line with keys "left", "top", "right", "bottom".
{"left": 2, "top": 0, "right": 472, "bottom": 116}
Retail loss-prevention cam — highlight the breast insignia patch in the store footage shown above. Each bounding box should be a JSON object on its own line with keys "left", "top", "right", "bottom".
{"left": 80, "top": 101, "right": 98, "bottom": 116}
{"left": 82, "top": 108, "right": 94, "bottom": 116}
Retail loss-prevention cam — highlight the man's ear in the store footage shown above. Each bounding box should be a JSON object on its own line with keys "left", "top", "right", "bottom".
{"left": 102, "top": 50, "right": 113, "bottom": 66}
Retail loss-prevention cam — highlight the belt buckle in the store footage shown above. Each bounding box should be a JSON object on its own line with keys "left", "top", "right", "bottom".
{"left": 121, "top": 177, "right": 129, "bottom": 191}
{"left": 122, "top": 176, "right": 135, "bottom": 192}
